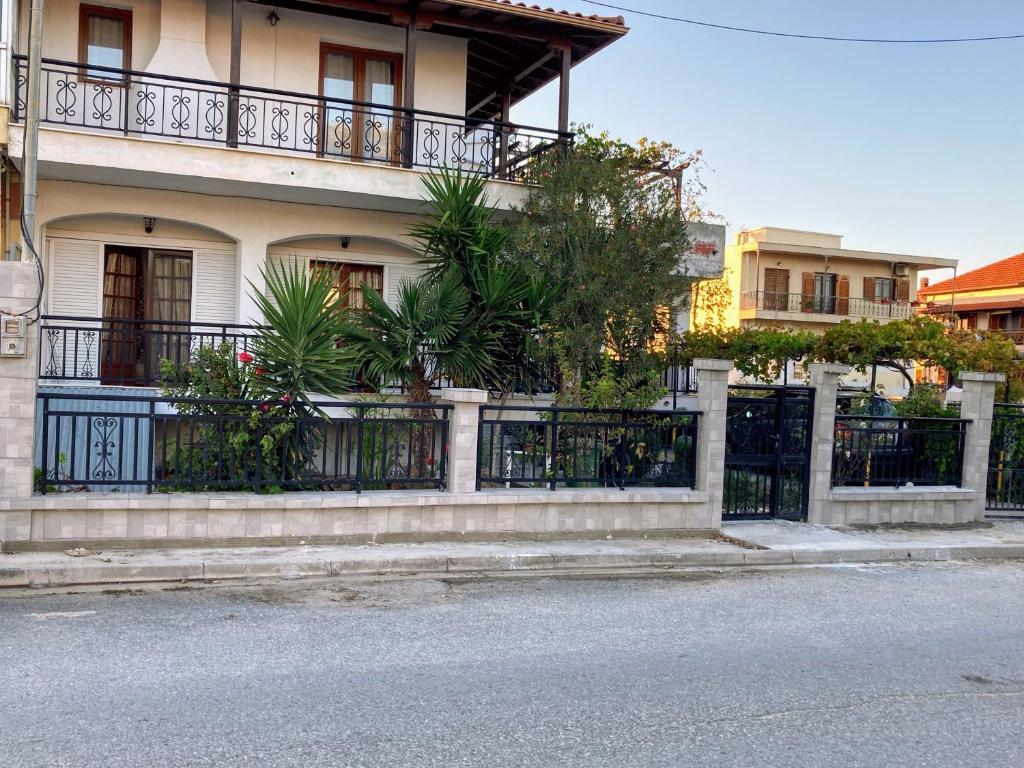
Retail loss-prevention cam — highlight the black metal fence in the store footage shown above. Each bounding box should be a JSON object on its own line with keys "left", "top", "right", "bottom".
{"left": 987, "top": 404, "right": 1024, "bottom": 514}
{"left": 832, "top": 415, "right": 968, "bottom": 487}
{"left": 39, "top": 315, "right": 259, "bottom": 386}
{"left": 36, "top": 392, "right": 450, "bottom": 494}
{"left": 476, "top": 405, "right": 699, "bottom": 490}
{"left": 723, "top": 385, "right": 814, "bottom": 520}
{"left": 14, "top": 56, "right": 569, "bottom": 182}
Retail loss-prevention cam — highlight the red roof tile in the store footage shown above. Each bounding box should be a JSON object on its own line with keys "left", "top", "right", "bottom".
{"left": 919, "top": 251, "right": 1024, "bottom": 296}
{"left": 473, "top": 0, "right": 626, "bottom": 27}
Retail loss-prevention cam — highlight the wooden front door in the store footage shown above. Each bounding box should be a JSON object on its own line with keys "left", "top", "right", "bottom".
{"left": 100, "top": 247, "right": 192, "bottom": 385}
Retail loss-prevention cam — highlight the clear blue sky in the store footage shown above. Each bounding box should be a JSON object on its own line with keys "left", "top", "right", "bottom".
{"left": 513, "top": 0, "right": 1024, "bottom": 281}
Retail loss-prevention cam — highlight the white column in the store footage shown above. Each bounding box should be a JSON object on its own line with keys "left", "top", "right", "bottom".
{"left": 439, "top": 388, "right": 488, "bottom": 494}
{"left": 0, "top": 264, "right": 40, "bottom": 545}
{"left": 959, "top": 371, "right": 1004, "bottom": 522}
{"left": 806, "top": 363, "right": 850, "bottom": 526}
{"left": 693, "top": 358, "right": 732, "bottom": 527}
{"left": 236, "top": 237, "right": 268, "bottom": 325}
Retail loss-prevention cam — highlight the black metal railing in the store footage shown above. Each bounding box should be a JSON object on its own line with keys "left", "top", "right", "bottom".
{"left": 476, "top": 405, "right": 700, "bottom": 490}
{"left": 36, "top": 392, "right": 450, "bottom": 494}
{"left": 14, "top": 56, "right": 570, "bottom": 182}
{"left": 832, "top": 415, "right": 968, "bottom": 487}
{"left": 741, "top": 291, "right": 914, "bottom": 320}
{"left": 39, "top": 315, "right": 259, "bottom": 386}
{"left": 987, "top": 403, "right": 1024, "bottom": 513}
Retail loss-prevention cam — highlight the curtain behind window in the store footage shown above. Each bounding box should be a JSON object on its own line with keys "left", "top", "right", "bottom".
{"left": 87, "top": 14, "right": 125, "bottom": 74}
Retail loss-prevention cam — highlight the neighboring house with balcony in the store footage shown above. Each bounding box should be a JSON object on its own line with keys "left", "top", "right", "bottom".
{"left": 5, "top": 0, "right": 628, "bottom": 390}
{"left": 917, "top": 251, "right": 1024, "bottom": 347}
{"left": 693, "top": 226, "right": 957, "bottom": 393}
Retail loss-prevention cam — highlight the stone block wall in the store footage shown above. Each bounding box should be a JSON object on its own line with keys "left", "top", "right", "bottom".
{"left": 0, "top": 263, "right": 40, "bottom": 543}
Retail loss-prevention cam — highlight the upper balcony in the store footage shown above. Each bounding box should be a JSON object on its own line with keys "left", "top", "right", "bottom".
{"left": 8, "top": 0, "right": 628, "bottom": 213}
{"left": 14, "top": 55, "right": 567, "bottom": 181}
{"left": 740, "top": 291, "right": 915, "bottom": 323}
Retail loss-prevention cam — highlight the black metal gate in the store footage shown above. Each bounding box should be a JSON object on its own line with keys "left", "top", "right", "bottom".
{"left": 723, "top": 385, "right": 815, "bottom": 520}
{"left": 987, "top": 403, "right": 1024, "bottom": 516}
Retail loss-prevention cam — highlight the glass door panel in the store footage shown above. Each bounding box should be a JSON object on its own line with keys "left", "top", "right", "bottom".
{"left": 322, "top": 51, "right": 355, "bottom": 158}
{"left": 147, "top": 251, "right": 193, "bottom": 376}
{"left": 363, "top": 57, "right": 398, "bottom": 162}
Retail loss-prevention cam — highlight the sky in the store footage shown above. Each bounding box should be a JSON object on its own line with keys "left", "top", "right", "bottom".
{"left": 512, "top": 0, "right": 1024, "bottom": 282}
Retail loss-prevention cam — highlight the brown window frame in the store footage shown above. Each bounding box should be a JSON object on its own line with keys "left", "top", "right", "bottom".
{"left": 318, "top": 43, "right": 404, "bottom": 160}
{"left": 78, "top": 4, "right": 133, "bottom": 84}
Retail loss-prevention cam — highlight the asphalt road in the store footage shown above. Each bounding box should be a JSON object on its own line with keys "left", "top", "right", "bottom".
{"left": 2, "top": 563, "right": 1023, "bottom": 768}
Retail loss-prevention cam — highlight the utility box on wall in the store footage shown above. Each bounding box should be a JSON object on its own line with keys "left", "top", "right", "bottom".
{"left": 1, "top": 314, "right": 27, "bottom": 357}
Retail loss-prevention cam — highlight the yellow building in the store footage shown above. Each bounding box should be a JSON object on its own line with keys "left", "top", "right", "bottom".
{"left": 693, "top": 227, "right": 957, "bottom": 392}
{"left": 917, "top": 251, "right": 1024, "bottom": 346}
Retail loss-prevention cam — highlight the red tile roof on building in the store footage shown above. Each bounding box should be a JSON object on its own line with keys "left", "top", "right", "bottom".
{"left": 474, "top": 0, "right": 626, "bottom": 27}
{"left": 918, "top": 251, "right": 1024, "bottom": 296}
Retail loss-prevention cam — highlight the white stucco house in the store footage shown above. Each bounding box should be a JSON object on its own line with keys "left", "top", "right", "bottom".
{"left": 6, "top": 0, "right": 628, "bottom": 387}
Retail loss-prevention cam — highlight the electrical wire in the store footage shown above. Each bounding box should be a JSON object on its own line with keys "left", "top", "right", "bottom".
{"left": 580, "top": 1, "right": 1024, "bottom": 43}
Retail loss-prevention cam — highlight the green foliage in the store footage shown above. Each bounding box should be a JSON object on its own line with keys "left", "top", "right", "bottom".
{"left": 570, "top": 357, "right": 668, "bottom": 412}
{"left": 893, "top": 384, "right": 959, "bottom": 418}
{"left": 343, "top": 169, "right": 552, "bottom": 401}
{"left": 508, "top": 127, "right": 694, "bottom": 399}
{"left": 679, "top": 315, "right": 1020, "bottom": 387}
{"left": 249, "top": 259, "right": 354, "bottom": 413}
{"left": 160, "top": 343, "right": 293, "bottom": 492}
{"left": 340, "top": 269, "right": 485, "bottom": 403}
{"left": 679, "top": 326, "right": 816, "bottom": 382}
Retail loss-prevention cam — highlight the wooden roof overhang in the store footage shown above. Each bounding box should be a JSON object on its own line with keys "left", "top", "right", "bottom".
{"left": 249, "top": 0, "right": 629, "bottom": 120}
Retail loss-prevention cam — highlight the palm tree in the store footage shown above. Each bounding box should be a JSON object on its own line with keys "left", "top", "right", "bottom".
{"left": 338, "top": 268, "right": 490, "bottom": 403}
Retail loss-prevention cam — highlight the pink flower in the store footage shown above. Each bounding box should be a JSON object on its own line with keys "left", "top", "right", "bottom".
{"left": 260, "top": 403, "right": 270, "bottom": 413}
{"left": 238, "top": 351, "right": 255, "bottom": 364}
{"left": 281, "top": 393, "right": 291, "bottom": 403}
{"left": 254, "top": 367, "right": 267, "bottom": 375}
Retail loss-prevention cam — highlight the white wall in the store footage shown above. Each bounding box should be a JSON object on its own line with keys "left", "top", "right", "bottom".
{"left": 25, "top": 0, "right": 468, "bottom": 114}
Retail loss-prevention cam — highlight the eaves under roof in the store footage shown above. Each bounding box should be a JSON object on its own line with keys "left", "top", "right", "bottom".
{"left": 261, "top": 0, "right": 629, "bottom": 120}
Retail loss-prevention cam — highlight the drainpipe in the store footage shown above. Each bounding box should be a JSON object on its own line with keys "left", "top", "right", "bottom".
{"left": 21, "top": 0, "right": 44, "bottom": 259}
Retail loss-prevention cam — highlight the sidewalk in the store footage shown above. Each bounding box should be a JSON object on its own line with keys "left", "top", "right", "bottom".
{"left": 2, "top": 520, "right": 1024, "bottom": 590}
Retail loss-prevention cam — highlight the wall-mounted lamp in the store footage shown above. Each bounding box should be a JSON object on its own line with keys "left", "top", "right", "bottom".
{"left": 144, "top": 217, "right": 156, "bottom": 234}
{"left": 267, "top": 9, "right": 280, "bottom": 26}
{"left": 340, "top": 236, "right": 351, "bottom": 249}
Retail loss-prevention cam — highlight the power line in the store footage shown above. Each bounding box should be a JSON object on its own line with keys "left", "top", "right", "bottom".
{"left": 580, "top": 1, "right": 1024, "bottom": 43}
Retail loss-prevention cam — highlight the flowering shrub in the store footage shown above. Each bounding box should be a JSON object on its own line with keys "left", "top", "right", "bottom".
{"left": 158, "top": 344, "right": 293, "bottom": 492}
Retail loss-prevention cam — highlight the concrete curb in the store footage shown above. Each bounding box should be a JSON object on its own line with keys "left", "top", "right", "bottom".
{"left": 3, "top": 542, "right": 1024, "bottom": 590}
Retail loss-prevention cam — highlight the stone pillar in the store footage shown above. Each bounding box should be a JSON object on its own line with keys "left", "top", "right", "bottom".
{"left": 693, "top": 359, "right": 732, "bottom": 527}
{"left": 439, "top": 388, "right": 488, "bottom": 494}
{"left": 0, "top": 263, "right": 40, "bottom": 544}
{"left": 959, "top": 371, "right": 1004, "bottom": 522}
{"left": 806, "top": 363, "right": 850, "bottom": 526}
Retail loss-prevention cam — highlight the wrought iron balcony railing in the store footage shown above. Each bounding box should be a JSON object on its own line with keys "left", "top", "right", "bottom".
{"left": 994, "top": 329, "right": 1024, "bottom": 344}
{"left": 13, "top": 56, "right": 570, "bottom": 182}
{"left": 39, "top": 315, "right": 700, "bottom": 395}
{"left": 740, "top": 291, "right": 914, "bottom": 320}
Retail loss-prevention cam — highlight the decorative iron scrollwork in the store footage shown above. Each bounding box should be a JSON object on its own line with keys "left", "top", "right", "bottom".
{"left": 91, "top": 84, "right": 114, "bottom": 123}
{"left": 204, "top": 95, "right": 225, "bottom": 136}
{"left": 92, "top": 417, "right": 118, "bottom": 481}
{"left": 170, "top": 92, "right": 192, "bottom": 131}
{"left": 136, "top": 88, "right": 157, "bottom": 128}
{"left": 55, "top": 77, "right": 78, "bottom": 119}
{"left": 237, "top": 102, "right": 258, "bottom": 139}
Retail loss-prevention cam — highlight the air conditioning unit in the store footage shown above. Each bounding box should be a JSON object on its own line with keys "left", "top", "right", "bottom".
{"left": 893, "top": 263, "right": 910, "bottom": 277}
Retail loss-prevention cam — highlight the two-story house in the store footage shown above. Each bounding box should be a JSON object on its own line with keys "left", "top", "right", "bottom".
{"left": 694, "top": 226, "right": 957, "bottom": 393}
{"left": 917, "top": 251, "right": 1024, "bottom": 347}
{"left": 7, "top": 0, "right": 627, "bottom": 387}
